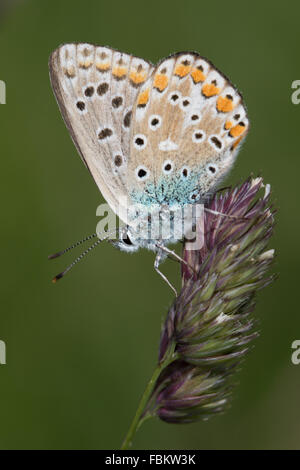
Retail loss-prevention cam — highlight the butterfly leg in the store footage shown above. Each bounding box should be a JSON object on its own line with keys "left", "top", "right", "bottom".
{"left": 156, "top": 243, "right": 197, "bottom": 274}
{"left": 154, "top": 250, "right": 178, "bottom": 297}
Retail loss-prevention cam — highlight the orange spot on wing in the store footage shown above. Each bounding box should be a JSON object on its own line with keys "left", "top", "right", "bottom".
{"left": 138, "top": 88, "right": 150, "bottom": 105}
{"left": 78, "top": 59, "right": 93, "bottom": 69}
{"left": 96, "top": 62, "right": 110, "bottom": 71}
{"left": 175, "top": 64, "right": 191, "bottom": 78}
{"left": 191, "top": 67, "right": 206, "bottom": 83}
{"left": 113, "top": 66, "right": 127, "bottom": 78}
{"left": 229, "top": 123, "right": 246, "bottom": 138}
{"left": 217, "top": 96, "right": 234, "bottom": 113}
{"left": 202, "top": 83, "right": 220, "bottom": 97}
{"left": 225, "top": 120, "right": 233, "bottom": 130}
{"left": 154, "top": 74, "right": 168, "bottom": 92}
{"left": 130, "top": 70, "right": 147, "bottom": 84}
{"left": 232, "top": 136, "right": 243, "bottom": 149}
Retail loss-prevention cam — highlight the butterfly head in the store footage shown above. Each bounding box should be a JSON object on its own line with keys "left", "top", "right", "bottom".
{"left": 113, "top": 226, "right": 141, "bottom": 253}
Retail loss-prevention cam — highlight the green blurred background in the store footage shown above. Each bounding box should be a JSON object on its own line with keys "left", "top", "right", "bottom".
{"left": 0, "top": 0, "right": 299, "bottom": 450}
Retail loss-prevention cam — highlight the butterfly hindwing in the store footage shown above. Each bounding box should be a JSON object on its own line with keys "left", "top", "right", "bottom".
{"left": 127, "top": 52, "right": 249, "bottom": 203}
{"left": 49, "top": 43, "right": 154, "bottom": 222}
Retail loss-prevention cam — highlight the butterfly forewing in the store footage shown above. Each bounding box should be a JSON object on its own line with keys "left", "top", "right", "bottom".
{"left": 49, "top": 43, "right": 154, "bottom": 222}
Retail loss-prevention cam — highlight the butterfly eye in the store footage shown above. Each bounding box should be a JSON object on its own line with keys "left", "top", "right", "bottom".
{"left": 163, "top": 160, "right": 173, "bottom": 174}
{"left": 192, "top": 129, "right": 206, "bottom": 143}
{"left": 181, "top": 166, "right": 190, "bottom": 178}
{"left": 149, "top": 114, "right": 162, "bottom": 131}
{"left": 206, "top": 163, "right": 218, "bottom": 175}
{"left": 135, "top": 165, "right": 150, "bottom": 181}
{"left": 133, "top": 134, "right": 147, "bottom": 150}
{"left": 122, "top": 235, "right": 133, "bottom": 246}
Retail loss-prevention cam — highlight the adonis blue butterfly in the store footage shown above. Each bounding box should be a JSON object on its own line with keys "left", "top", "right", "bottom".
{"left": 49, "top": 44, "right": 249, "bottom": 294}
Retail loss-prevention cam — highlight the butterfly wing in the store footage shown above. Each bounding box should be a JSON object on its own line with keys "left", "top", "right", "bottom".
{"left": 127, "top": 52, "right": 249, "bottom": 204}
{"left": 49, "top": 43, "right": 154, "bottom": 222}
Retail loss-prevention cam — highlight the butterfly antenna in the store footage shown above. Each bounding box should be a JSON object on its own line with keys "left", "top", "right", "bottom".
{"left": 48, "top": 227, "right": 119, "bottom": 260}
{"left": 52, "top": 238, "right": 103, "bottom": 283}
{"left": 48, "top": 233, "right": 98, "bottom": 259}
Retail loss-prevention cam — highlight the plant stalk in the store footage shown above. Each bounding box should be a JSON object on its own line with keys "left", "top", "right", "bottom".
{"left": 121, "top": 347, "right": 176, "bottom": 450}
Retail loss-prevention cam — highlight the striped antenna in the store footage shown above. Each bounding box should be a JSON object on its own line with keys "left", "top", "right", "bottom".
{"left": 48, "top": 233, "right": 98, "bottom": 259}
{"left": 48, "top": 228, "right": 119, "bottom": 260}
{"left": 52, "top": 238, "right": 103, "bottom": 283}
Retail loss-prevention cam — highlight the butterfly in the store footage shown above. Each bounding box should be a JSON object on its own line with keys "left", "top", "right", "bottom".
{"left": 49, "top": 44, "right": 249, "bottom": 294}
